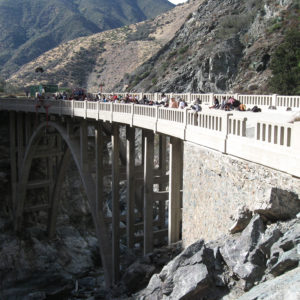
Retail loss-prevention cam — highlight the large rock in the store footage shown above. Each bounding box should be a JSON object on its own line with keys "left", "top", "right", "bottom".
{"left": 121, "top": 262, "right": 156, "bottom": 294}
{"left": 267, "top": 221, "right": 300, "bottom": 276}
{"left": 236, "top": 267, "right": 300, "bottom": 300}
{"left": 137, "top": 240, "right": 214, "bottom": 299}
{"left": 220, "top": 215, "right": 266, "bottom": 288}
{"left": 255, "top": 188, "right": 300, "bottom": 221}
{"left": 229, "top": 207, "right": 253, "bottom": 234}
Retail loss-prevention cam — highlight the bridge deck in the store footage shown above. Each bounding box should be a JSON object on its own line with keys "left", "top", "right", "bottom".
{"left": 1, "top": 98, "right": 299, "bottom": 177}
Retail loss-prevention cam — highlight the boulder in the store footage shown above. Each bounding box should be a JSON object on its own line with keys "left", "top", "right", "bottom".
{"left": 269, "top": 248, "right": 300, "bottom": 276}
{"left": 137, "top": 240, "right": 214, "bottom": 299}
{"left": 168, "top": 264, "right": 209, "bottom": 299}
{"left": 122, "top": 262, "right": 156, "bottom": 294}
{"left": 236, "top": 267, "right": 300, "bottom": 300}
{"left": 257, "top": 225, "right": 283, "bottom": 257}
{"left": 220, "top": 215, "right": 266, "bottom": 287}
{"left": 267, "top": 221, "right": 300, "bottom": 275}
{"left": 229, "top": 207, "right": 253, "bottom": 234}
{"left": 255, "top": 188, "right": 300, "bottom": 221}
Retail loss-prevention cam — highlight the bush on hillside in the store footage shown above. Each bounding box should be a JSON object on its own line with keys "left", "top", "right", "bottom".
{"left": 269, "top": 29, "right": 300, "bottom": 95}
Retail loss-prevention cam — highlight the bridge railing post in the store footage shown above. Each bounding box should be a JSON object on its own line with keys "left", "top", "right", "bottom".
{"left": 71, "top": 100, "right": 74, "bottom": 117}
{"left": 292, "top": 122, "right": 300, "bottom": 152}
{"left": 130, "top": 103, "right": 134, "bottom": 127}
{"left": 59, "top": 99, "right": 62, "bottom": 116}
{"left": 183, "top": 107, "right": 189, "bottom": 139}
{"left": 96, "top": 100, "right": 99, "bottom": 121}
{"left": 209, "top": 93, "right": 214, "bottom": 106}
{"left": 84, "top": 100, "right": 87, "bottom": 119}
{"left": 110, "top": 102, "right": 113, "bottom": 123}
{"left": 272, "top": 94, "right": 277, "bottom": 107}
{"left": 155, "top": 105, "right": 159, "bottom": 132}
{"left": 187, "top": 92, "right": 191, "bottom": 104}
{"left": 223, "top": 112, "right": 233, "bottom": 153}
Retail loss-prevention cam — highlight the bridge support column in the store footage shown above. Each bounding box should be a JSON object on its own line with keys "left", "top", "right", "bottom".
{"left": 158, "top": 135, "right": 167, "bottom": 229}
{"left": 10, "top": 112, "right": 17, "bottom": 212}
{"left": 126, "top": 126, "right": 135, "bottom": 249}
{"left": 95, "top": 122, "right": 104, "bottom": 217}
{"left": 144, "top": 130, "right": 154, "bottom": 255}
{"left": 17, "top": 112, "right": 24, "bottom": 174}
{"left": 112, "top": 123, "right": 120, "bottom": 283}
{"left": 48, "top": 149, "right": 71, "bottom": 238}
{"left": 168, "top": 137, "right": 183, "bottom": 244}
{"left": 80, "top": 120, "right": 88, "bottom": 172}
{"left": 25, "top": 113, "right": 32, "bottom": 144}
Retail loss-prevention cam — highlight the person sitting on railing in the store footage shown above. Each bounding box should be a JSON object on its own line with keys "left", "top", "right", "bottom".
{"left": 178, "top": 98, "right": 187, "bottom": 109}
{"left": 140, "top": 95, "right": 149, "bottom": 105}
{"left": 220, "top": 96, "right": 227, "bottom": 110}
{"left": 239, "top": 103, "right": 246, "bottom": 111}
{"left": 191, "top": 98, "right": 202, "bottom": 112}
{"left": 224, "top": 96, "right": 235, "bottom": 111}
{"left": 170, "top": 97, "right": 178, "bottom": 108}
{"left": 232, "top": 98, "right": 241, "bottom": 110}
{"left": 209, "top": 96, "right": 220, "bottom": 109}
{"left": 158, "top": 93, "right": 168, "bottom": 106}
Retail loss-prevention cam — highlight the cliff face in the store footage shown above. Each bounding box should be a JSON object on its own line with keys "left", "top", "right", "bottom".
{"left": 120, "top": 0, "right": 298, "bottom": 94}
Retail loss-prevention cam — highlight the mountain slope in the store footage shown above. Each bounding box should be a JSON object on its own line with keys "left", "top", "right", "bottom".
{"left": 7, "top": 1, "right": 198, "bottom": 91}
{"left": 0, "top": 0, "right": 174, "bottom": 77}
{"left": 118, "top": 0, "right": 299, "bottom": 94}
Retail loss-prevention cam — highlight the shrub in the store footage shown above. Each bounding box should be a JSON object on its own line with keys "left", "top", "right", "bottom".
{"left": 179, "top": 45, "right": 189, "bottom": 54}
{"left": 152, "top": 78, "right": 158, "bottom": 85}
{"left": 269, "top": 29, "right": 300, "bottom": 95}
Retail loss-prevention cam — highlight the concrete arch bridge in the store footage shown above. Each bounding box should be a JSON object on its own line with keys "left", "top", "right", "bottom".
{"left": 0, "top": 96, "right": 299, "bottom": 287}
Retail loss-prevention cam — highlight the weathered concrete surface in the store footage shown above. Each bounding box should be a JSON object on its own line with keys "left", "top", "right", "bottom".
{"left": 182, "top": 142, "right": 300, "bottom": 247}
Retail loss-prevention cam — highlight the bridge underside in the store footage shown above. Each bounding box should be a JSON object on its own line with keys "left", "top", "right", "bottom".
{"left": 9, "top": 111, "right": 183, "bottom": 286}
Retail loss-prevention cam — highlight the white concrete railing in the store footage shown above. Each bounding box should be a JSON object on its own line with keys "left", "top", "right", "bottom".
{"left": 238, "top": 94, "right": 273, "bottom": 107}
{"left": 277, "top": 95, "right": 300, "bottom": 109}
{"left": 92, "top": 92, "right": 300, "bottom": 110}
{"left": 0, "top": 98, "right": 299, "bottom": 177}
{"left": 228, "top": 115, "right": 247, "bottom": 137}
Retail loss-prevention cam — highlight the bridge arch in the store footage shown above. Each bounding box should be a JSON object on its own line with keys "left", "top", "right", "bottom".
{"left": 15, "top": 120, "right": 112, "bottom": 286}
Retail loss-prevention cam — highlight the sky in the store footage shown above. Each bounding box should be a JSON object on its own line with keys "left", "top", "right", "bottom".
{"left": 169, "top": 0, "right": 188, "bottom": 4}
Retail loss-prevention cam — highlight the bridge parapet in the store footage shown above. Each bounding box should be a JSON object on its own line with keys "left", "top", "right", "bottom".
{"left": 0, "top": 98, "right": 299, "bottom": 177}
{"left": 92, "top": 92, "right": 300, "bottom": 110}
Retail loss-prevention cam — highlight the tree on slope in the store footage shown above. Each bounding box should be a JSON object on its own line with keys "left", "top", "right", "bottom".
{"left": 269, "top": 29, "right": 300, "bottom": 95}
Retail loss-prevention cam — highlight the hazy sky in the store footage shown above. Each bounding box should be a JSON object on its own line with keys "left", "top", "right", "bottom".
{"left": 169, "top": 0, "right": 188, "bottom": 4}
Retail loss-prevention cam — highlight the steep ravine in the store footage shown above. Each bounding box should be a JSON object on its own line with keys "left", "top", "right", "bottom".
{"left": 0, "top": 111, "right": 106, "bottom": 299}
{"left": 0, "top": 117, "right": 178, "bottom": 299}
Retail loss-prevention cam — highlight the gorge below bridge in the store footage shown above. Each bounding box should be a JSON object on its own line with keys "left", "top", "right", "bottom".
{"left": 0, "top": 93, "right": 300, "bottom": 288}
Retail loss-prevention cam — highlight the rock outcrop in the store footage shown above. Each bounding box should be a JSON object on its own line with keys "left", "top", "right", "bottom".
{"left": 136, "top": 213, "right": 300, "bottom": 299}
{"left": 122, "top": 0, "right": 296, "bottom": 94}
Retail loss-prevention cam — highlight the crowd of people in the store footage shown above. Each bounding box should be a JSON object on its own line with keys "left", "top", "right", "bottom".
{"left": 40, "top": 91, "right": 261, "bottom": 112}
{"left": 209, "top": 96, "right": 262, "bottom": 112}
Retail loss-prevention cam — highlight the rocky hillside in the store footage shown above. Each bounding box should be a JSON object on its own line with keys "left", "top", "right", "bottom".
{"left": 6, "top": 0, "right": 300, "bottom": 94}
{"left": 0, "top": 0, "right": 174, "bottom": 77}
{"left": 119, "top": 0, "right": 300, "bottom": 94}
{"left": 6, "top": 1, "right": 200, "bottom": 91}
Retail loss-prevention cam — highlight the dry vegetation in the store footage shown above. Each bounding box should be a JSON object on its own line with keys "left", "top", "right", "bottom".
{"left": 8, "top": 0, "right": 200, "bottom": 92}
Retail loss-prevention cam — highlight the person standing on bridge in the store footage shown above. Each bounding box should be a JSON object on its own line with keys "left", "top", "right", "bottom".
{"left": 170, "top": 97, "right": 178, "bottom": 108}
